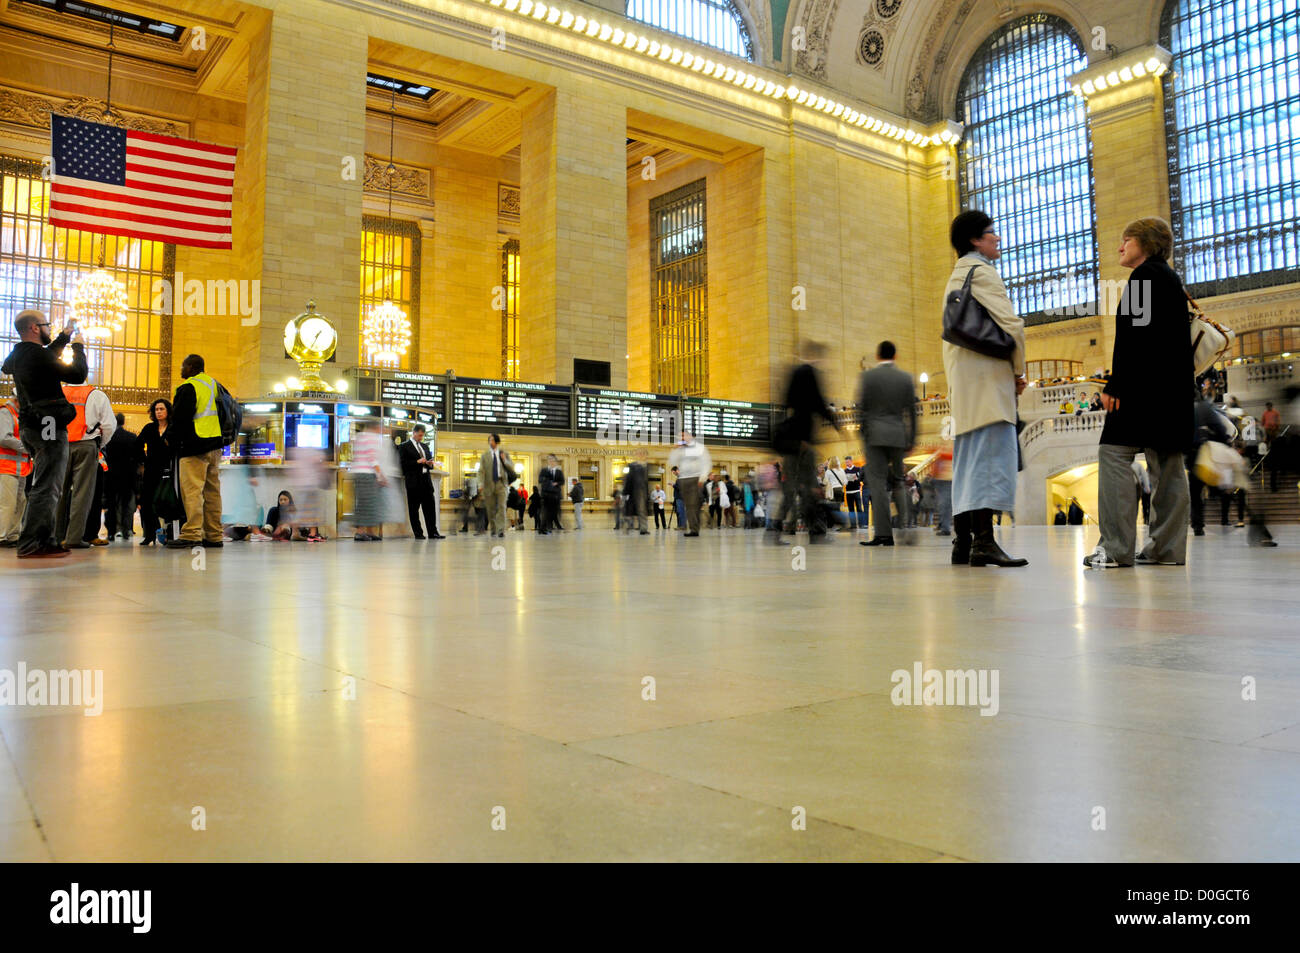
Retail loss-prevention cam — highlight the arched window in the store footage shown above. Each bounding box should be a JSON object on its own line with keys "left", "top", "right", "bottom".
{"left": 626, "top": 0, "right": 753, "bottom": 62}
{"left": 1162, "top": 0, "right": 1300, "bottom": 295}
{"left": 956, "top": 14, "right": 1096, "bottom": 320}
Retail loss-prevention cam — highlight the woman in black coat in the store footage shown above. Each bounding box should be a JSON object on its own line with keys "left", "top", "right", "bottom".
{"left": 133, "top": 398, "right": 174, "bottom": 545}
{"left": 1086, "top": 218, "right": 1194, "bottom": 568}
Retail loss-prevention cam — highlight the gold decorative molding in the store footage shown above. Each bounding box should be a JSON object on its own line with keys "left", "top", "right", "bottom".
{"left": 498, "top": 183, "right": 520, "bottom": 220}
{"left": 0, "top": 86, "right": 186, "bottom": 137}
{"left": 363, "top": 154, "right": 430, "bottom": 200}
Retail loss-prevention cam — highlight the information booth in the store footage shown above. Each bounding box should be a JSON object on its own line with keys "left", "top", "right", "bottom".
{"left": 222, "top": 396, "right": 437, "bottom": 536}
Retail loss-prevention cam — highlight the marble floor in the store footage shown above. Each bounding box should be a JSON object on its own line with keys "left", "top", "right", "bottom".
{"left": 1, "top": 522, "right": 1298, "bottom": 862}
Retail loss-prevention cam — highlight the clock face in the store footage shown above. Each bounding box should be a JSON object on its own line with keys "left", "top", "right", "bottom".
{"left": 300, "top": 317, "right": 336, "bottom": 353}
{"left": 283, "top": 320, "right": 297, "bottom": 354}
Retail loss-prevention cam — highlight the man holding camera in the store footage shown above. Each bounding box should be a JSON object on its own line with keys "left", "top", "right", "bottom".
{"left": 1, "top": 309, "right": 89, "bottom": 559}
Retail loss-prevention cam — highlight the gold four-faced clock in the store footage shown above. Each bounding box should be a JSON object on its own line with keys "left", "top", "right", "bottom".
{"left": 283, "top": 301, "right": 338, "bottom": 391}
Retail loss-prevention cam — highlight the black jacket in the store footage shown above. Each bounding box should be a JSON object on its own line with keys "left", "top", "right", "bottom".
{"left": 1, "top": 332, "right": 88, "bottom": 429}
{"left": 134, "top": 422, "right": 172, "bottom": 479}
{"left": 624, "top": 463, "right": 649, "bottom": 506}
{"left": 540, "top": 465, "right": 564, "bottom": 498}
{"left": 104, "top": 427, "right": 137, "bottom": 479}
{"left": 1100, "top": 259, "right": 1195, "bottom": 452}
{"left": 1193, "top": 397, "right": 1235, "bottom": 448}
{"left": 782, "top": 363, "right": 838, "bottom": 444}
{"left": 168, "top": 375, "right": 227, "bottom": 458}
{"left": 398, "top": 438, "right": 433, "bottom": 487}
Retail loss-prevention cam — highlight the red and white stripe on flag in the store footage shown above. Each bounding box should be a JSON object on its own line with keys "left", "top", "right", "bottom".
{"left": 49, "top": 127, "right": 237, "bottom": 249}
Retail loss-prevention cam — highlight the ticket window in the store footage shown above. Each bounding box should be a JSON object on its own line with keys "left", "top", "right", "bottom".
{"left": 509, "top": 454, "right": 530, "bottom": 492}
{"left": 611, "top": 458, "right": 631, "bottom": 498}
{"left": 434, "top": 452, "right": 450, "bottom": 498}
{"left": 648, "top": 461, "right": 668, "bottom": 495}
{"left": 335, "top": 404, "right": 383, "bottom": 468}
{"left": 460, "top": 452, "right": 482, "bottom": 499}
{"left": 227, "top": 406, "right": 284, "bottom": 465}
{"left": 579, "top": 460, "right": 599, "bottom": 500}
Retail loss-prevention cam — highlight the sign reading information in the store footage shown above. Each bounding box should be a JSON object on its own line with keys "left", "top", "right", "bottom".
{"left": 379, "top": 372, "right": 446, "bottom": 416}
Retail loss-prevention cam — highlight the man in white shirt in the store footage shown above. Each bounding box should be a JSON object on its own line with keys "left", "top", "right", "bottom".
{"left": 57, "top": 381, "right": 115, "bottom": 549}
{"left": 651, "top": 485, "right": 667, "bottom": 529}
{"left": 667, "top": 429, "right": 711, "bottom": 537}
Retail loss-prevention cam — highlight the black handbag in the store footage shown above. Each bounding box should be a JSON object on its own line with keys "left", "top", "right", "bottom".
{"left": 943, "top": 265, "right": 1016, "bottom": 360}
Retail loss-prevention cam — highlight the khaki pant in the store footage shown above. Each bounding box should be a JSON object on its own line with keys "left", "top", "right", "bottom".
{"left": 679, "top": 477, "right": 701, "bottom": 532}
{"left": 179, "top": 448, "right": 224, "bottom": 543}
{"left": 483, "top": 479, "right": 508, "bottom": 535}
{"left": 0, "top": 472, "right": 25, "bottom": 542}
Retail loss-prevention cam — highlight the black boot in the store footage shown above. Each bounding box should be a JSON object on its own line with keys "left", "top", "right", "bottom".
{"left": 951, "top": 511, "right": 972, "bottom": 565}
{"left": 969, "top": 509, "right": 1028, "bottom": 567}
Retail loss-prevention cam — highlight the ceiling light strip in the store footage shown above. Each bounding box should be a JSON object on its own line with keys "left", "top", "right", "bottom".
{"left": 474, "top": 0, "right": 956, "bottom": 145}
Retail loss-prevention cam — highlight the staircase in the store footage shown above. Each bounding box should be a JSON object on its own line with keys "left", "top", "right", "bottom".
{"left": 1239, "top": 468, "right": 1300, "bottom": 525}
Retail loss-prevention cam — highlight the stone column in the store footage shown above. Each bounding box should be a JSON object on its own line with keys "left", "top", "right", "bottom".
{"left": 520, "top": 87, "right": 627, "bottom": 386}
{"left": 241, "top": 6, "right": 367, "bottom": 393}
{"left": 1083, "top": 73, "right": 1171, "bottom": 365}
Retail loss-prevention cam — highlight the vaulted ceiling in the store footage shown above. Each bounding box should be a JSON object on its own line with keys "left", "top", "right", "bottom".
{"left": 743, "top": 0, "right": 1170, "bottom": 119}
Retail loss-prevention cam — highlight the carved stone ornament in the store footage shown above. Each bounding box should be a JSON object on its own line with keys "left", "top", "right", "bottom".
{"left": 0, "top": 86, "right": 185, "bottom": 136}
{"left": 905, "top": 0, "right": 978, "bottom": 120}
{"left": 794, "top": 0, "right": 841, "bottom": 80}
{"left": 856, "top": 0, "right": 904, "bottom": 71}
{"left": 363, "top": 155, "right": 429, "bottom": 199}
{"left": 498, "top": 184, "right": 520, "bottom": 218}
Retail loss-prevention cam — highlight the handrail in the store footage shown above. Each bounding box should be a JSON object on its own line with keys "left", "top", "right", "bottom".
{"left": 1020, "top": 409, "right": 1106, "bottom": 457}
{"left": 1243, "top": 360, "right": 1296, "bottom": 384}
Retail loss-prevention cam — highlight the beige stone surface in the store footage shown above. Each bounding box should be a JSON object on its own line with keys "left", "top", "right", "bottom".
{"left": 1, "top": 525, "right": 1297, "bottom": 861}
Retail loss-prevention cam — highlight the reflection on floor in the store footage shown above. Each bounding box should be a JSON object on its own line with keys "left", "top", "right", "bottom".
{"left": 1, "top": 524, "right": 1298, "bottom": 861}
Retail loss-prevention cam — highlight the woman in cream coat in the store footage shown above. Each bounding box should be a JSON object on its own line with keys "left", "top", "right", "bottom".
{"left": 942, "top": 210, "right": 1029, "bottom": 567}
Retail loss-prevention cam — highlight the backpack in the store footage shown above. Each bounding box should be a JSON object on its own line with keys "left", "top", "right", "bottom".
{"left": 215, "top": 382, "right": 242, "bottom": 447}
{"left": 508, "top": 486, "right": 520, "bottom": 509}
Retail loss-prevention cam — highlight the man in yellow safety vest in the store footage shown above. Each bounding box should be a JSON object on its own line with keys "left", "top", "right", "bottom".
{"left": 165, "top": 353, "right": 227, "bottom": 548}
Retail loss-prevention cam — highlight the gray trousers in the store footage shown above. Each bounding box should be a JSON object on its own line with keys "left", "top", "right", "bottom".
{"left": 1096, "top": 444, "right": 1190, "bottom": 565}
{"left": 864, "top": 444, "right": 907, "bottom": 539}
{"left": 56, "top": 439, "right": 99, "bottom": 546}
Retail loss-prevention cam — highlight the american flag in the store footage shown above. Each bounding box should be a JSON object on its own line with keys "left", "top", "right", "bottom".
{"left": 49, "top": 114, "right": 236, "bottom": 249}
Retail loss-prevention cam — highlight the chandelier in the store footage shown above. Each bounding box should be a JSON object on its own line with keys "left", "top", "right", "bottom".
{"left": 71, "top": 266, "right": 129, "bottom": 340}
{"left": 361, "top": 90, "right": 412, "bottom": 368}
{"left": 68, "top": 20, "right": 129, "bottom": 342}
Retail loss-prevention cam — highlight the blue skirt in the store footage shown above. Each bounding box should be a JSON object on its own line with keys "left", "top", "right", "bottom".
{"left": 952, "top": 422, "right": 1018, "bottom": 516}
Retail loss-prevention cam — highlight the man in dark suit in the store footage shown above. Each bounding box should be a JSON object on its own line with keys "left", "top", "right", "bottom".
{"left": 398, "top": 424, "right": 442, "bottom": 539}
{"left": 539, "top": 453, "right": 565, "bottom": 534}
{"left": 856, "top": 340, "right": 917, "bottom": 547}
{"left": 478, "top": 433, "right": 515, "bottom": 538}
{"left": 624, "top": 449, "right": 650, "bottom": 535}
